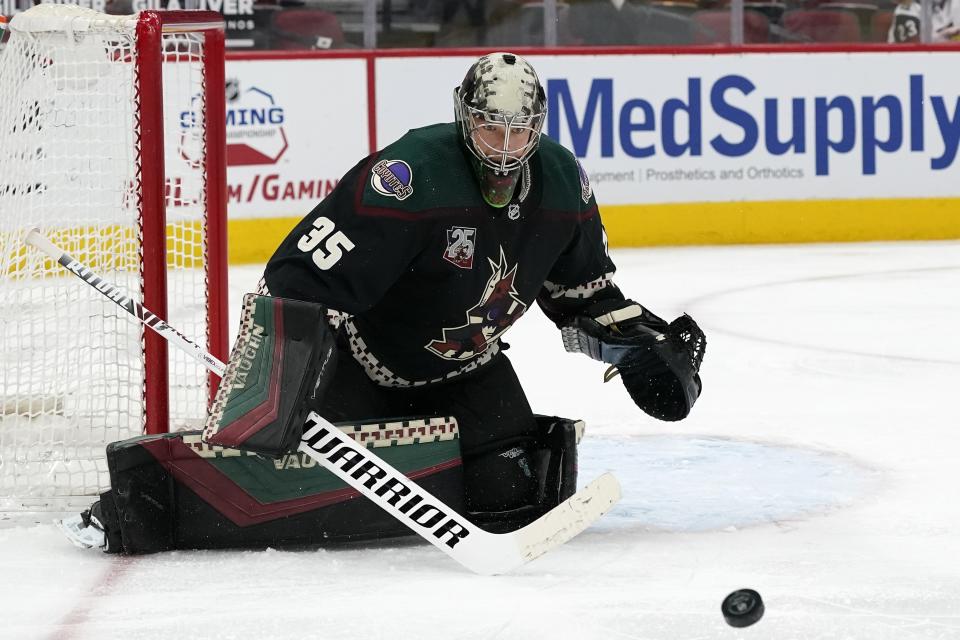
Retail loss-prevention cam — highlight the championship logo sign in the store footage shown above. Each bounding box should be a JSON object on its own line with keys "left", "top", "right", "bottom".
{"left": 221, "top": 80, "right": 288, "bottom": 167}
{"left": 443, "top": 226, "right": 477, "bottom": 270}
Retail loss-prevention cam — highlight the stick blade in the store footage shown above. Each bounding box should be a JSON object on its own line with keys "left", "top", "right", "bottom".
{"left": 508, "top": 472, "right": 622, "bottom": 570}
{"left": 459, "top": 472, "right": 622, "bottom": 576}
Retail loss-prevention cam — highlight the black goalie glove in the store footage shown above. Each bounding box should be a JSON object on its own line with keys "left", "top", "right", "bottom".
{"left": 561, "top": 301, "right": 706, "bottom": 421}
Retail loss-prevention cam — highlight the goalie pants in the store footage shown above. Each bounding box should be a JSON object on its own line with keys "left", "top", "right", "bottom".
{"left": 313, "top": 346, "right": 540, "bottom": 513}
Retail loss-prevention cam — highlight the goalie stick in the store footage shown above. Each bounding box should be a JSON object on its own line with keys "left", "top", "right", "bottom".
{"left": 25, "top": 228, "right": 622, "bottom": 574}
{"left": 299, "top": 415, "right": 620, "bottom": 574}
{"left": 23, "top": 228, "right": 228, "bottom": 377}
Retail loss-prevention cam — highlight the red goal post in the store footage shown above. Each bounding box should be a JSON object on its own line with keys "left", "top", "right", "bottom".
{"left": 136, "top": 9, "right": 229, "bottom": 436}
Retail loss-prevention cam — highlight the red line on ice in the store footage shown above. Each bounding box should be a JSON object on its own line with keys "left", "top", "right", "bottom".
{"left": 46, "top": 556, "right": 137, "bottom": 640}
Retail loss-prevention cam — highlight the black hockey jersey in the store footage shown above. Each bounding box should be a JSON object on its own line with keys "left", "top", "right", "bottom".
{"left": 263, "top": 123, "right": 625, "bottom": 387}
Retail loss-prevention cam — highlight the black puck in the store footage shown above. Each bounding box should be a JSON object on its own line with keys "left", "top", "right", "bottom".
{"left": 721, "top": 589, "right": 764, "bottom": 627}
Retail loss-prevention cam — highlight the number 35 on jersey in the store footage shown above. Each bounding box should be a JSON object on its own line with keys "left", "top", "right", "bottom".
{"left": 297, "top": 216, "right": 355, "bottom": 270}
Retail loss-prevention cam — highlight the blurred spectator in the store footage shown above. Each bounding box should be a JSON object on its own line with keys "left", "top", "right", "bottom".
{"left": 434, "top": 0, "right": 696, "bottom": 47}
{"left": 562, "top": 0, "right": 694, "bottom": 45}
{"left": 888, "top": 0, "right": 960, "bottom": 41}
{"left": 782, "top": 9, "right": 861, "bottom": 42}
{"left": 690, "top": 8, "right": 771, "bottom": 43}
{"left": 433, "top": 0, "right": 490, "bottom": 46}
{"left": 433, "top": 0, "right": 552, "bottom": 47}
{"left": 104, "top": 0, "right": 134, "bottom": 15}
{"left": 270, "top": 6, "right": 351, "bottom": 49}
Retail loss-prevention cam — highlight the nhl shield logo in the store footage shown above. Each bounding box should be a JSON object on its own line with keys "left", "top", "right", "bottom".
{"left": 443, "top": 226, "right": 476, "bottom": 270}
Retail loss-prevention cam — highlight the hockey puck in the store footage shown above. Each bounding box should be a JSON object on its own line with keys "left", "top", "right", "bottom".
{"left": 721, "top": 589, "right": 764, "bottom": 627}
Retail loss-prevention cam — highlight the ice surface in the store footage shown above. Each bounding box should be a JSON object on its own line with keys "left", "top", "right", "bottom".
{"left": 2, "top": 241, "right": 959, "bottom": 639}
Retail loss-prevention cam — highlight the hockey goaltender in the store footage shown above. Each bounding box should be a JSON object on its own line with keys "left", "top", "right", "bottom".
{"left": 61, "top": 52, "right": 706, "bottom": 561}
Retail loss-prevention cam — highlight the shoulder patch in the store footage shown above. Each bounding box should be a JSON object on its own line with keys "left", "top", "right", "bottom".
{"left": 371, "top": 159, "right": 414, "bottom": 200}
{"left": 443, "top": 226, "right": 477, "bottom": 269}
{"left": 576, "top": 160, "right": 592, "bottom": 204}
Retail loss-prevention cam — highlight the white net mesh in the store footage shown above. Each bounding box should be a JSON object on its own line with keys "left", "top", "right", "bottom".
{"left": 161, "top": 30, "right": 213, "bottom": 433}
{"left": 0, "top": 5, "right": 219, "bottom": 510}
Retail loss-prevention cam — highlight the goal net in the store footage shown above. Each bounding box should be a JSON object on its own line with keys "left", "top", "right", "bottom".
{"left": 0, "top": 5, "right": 228, "bottom": 510}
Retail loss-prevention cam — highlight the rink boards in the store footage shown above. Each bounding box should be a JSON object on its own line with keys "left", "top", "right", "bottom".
{"left": 215, "top": 47, "right": 960, "bottom": 260}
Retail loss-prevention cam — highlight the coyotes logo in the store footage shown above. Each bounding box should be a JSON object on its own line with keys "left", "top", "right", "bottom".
{"left": 425, "top": 248, "right": 527, "bottom": 361}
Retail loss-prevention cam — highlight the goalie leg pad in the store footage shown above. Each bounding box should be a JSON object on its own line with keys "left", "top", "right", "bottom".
{"left": 467, "top": 415, "right": 582, "bottom": 532}
{"left": 531, "top": 415, "right": 580, "bottom": 509}
{"left": 74, "top": 416, "right": 583, "bottom": 551}
{"left": 462, "top": 438, "right": 539, "bottom": 513}
{"left": 83, "top": 421, "right": 464, "bottom": 554}
{"left": 203, "top": 293, "right": 337, "bottom": 457}
{"left": 100, "top": 438, "right": 177, "bottom": 554}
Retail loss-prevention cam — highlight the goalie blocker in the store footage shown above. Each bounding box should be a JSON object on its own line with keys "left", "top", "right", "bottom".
{"left": 66, "top": 415, "right": 583, "bottom": 554}
{"left": 203, "top": 293, "right": 337, "bottom": 456}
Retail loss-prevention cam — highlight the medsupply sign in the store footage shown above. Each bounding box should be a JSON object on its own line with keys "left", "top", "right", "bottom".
{"left": 216, "top": 50, "right": 959, "bottom": 255}
{"left": 375, "top": 52, "right": 960, "bottom": 205}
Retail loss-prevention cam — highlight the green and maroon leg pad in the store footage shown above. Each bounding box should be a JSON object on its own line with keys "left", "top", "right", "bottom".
{"left": 203, "top": 293, "right": 336, "bottom": 457}
{"left": 93, "top": 416, "right": 581, "bottom": 553}
{"left": 102, "top": 417, "right": 465, "bottom": 553}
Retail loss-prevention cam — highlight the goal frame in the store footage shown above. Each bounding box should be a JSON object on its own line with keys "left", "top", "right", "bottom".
{"left": 0, "top": 7, "right": 230, "bottom": 509}
{"left": 135, "top": 10, "right": 228, "bottom": 435}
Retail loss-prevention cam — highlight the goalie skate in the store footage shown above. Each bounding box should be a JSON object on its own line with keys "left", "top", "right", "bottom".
{"left": 56, "top": 511, "right": 107, "bottom": 551}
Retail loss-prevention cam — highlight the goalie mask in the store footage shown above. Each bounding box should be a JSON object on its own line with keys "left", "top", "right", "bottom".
{"left": 454, "top": 52, "right": 546, "bottom": 208}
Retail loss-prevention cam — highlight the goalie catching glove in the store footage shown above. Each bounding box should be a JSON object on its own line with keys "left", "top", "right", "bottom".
{"left": 561, "top": 301, "right": 705, "bottom": 421}
{"left": 203, "top": 293, "right": 337, "bottom": 457}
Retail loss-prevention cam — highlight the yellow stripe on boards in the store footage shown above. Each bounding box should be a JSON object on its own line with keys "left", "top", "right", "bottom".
{"left": 5, "top": 222, "right": 210, "bottom": 278}
{"left": 223, "top": 199, "right": 960, "bottom": 265}
{"left": 227, "top": 217, "right": 302, "bottom": 265}
{"left": 11, "top": 199, "right": 956, "bottom": 273}
{"left": 598, "top": 199, "right": 960, "bottom": 247}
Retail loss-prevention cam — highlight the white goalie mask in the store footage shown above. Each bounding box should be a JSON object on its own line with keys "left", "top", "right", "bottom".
{"left": 454, "top": 52, "right": 546, "bottom": 207}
